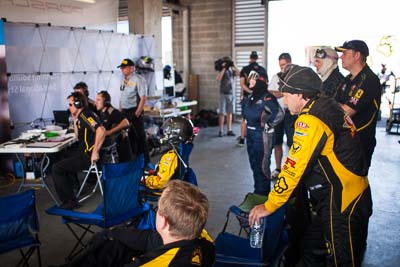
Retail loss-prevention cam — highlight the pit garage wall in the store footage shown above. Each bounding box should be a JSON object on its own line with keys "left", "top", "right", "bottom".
{"left": 0, "top": 0, "right": 119, "bottom": 31}
{"left": 4, "top": 22, "right": 155, "bottom": 137}
{"left": 173, "top": 0, "right": 234, "bottom": 112}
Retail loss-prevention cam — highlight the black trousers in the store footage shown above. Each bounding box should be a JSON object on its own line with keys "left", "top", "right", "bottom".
{"left": 122, "top": 108, "right": 150, "bottom": 164}
{"left": 303, "top": 186, "right": 372, "bottom": 267}
{"left": 52, "top": 152, "right": 91, "bottom": 204}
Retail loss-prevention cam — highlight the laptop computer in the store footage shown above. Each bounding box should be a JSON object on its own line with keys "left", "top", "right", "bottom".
{"left": 53, "top": 110, "right": 70, "bottom": 129}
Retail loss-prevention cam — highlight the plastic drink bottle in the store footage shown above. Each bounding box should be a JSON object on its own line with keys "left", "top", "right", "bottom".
{"left": 250, "top": 218, "right": 264, "bottom": 248}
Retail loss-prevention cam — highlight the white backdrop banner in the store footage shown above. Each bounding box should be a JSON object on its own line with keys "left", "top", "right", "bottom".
{"left": 4, "top": 22, "right": 155, "bottom": 137}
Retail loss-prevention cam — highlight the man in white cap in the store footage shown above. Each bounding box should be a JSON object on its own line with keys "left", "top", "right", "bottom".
{"left": 313, "top": 47, "right": 344, "bottom": 97}
{"left": 249, "top": 64, "right": 372, "bottom": 267}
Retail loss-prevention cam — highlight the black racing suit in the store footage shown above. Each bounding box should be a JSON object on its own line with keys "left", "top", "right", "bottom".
{"left": 264, "top": 97, "right": 372, "bottom": 266}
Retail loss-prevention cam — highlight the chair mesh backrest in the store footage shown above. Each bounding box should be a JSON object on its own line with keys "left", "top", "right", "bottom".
{"left": 0, "top": 190, "right": 37, "bottom": 249}
{"left": 102, "top": 154, "right": 144, "bottom": 222}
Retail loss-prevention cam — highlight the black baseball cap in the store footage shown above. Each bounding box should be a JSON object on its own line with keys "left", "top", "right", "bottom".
{"left": 117, "top": 58, "right": 135, "bottom": 68}
{"left": 278, "top": 64, "right": 322, "bottom": 94}
{"left": 335, "top": 40, "right": 369, "bottom": 57}
{"left": 250, "top": 51, "right": 258, "bottom": 59}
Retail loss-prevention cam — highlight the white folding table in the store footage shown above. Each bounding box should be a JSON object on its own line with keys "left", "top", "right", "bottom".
{"left": 0, "top": 133, "right": 76, "bottom": 205}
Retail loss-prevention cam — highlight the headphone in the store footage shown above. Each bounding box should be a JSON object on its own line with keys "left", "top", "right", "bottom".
{"left": 71, "top": 92, "right": 87, "bottom": 109}
{"left": 99, "top": 91, "right": 111, "bottom": 106}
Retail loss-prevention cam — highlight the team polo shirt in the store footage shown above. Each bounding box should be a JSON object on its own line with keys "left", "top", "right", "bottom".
{"left": 240, "top": 63, "right": 267, "bottom": 97}
{"left": 335, "top": 65, "right": 381, "bottom": 163}
{"left": 120, "top": 73, "right": 148, "bottom": 109}
{"left": 76, "top": 109, "right": 102, "bottom": 155}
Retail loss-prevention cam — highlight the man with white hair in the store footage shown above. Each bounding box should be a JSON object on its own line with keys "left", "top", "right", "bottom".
{"left": 313, "top": 47, "right": 344, "bottom": 97}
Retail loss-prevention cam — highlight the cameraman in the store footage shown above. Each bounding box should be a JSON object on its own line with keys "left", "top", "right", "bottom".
{"left": 216, "top": 57, "right": 240, "bottom": 137}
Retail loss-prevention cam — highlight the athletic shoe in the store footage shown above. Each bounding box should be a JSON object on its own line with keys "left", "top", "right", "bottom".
{"left": 227, "top": 131, "right": 236, "bottom": 136}
{"left": 236, "top": 138, "right": 245, "bottom": 147}
{"left": 218, "top": 131, "right": 223, "bottom": 137}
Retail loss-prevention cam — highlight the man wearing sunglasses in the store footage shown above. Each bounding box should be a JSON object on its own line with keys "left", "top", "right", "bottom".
{"left": 52, "top": 92, "right": 106, "bottom": 210}
{"left": 313, "top": 47, "right": 344, "bottom": 97}
{"left": 118, "top": 58, "right": 149, "bottom": 165}
{"left": 335, "top": 40, "right": 381, "bottom": 169}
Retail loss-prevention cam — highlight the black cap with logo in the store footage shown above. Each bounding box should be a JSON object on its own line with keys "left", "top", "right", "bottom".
{"left": 117, "top": 58, "right": 135, "bottom": 68}
{"left": 335, "top": 40, "right": 369, "bottom": 57}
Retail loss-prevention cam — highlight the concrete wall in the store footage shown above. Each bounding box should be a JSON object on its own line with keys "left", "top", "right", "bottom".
{"left": 173, "top": 0, "right": 233, "bottom": 112}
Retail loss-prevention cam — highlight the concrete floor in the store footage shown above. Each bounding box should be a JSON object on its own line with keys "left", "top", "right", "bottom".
{"left": 0, "top": 118, "right": 399, "bottom": 266}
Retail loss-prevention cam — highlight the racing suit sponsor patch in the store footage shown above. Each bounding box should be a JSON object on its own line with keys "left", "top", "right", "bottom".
{"left": 296, "top": 121, "right": 309, "bottom": 130}
{"left": 291, "top": 142, "right": 302, "bottom": 154}
{"left": 282, "top": 165, "right": 295, "bottom": 177}
{"left": 294, "top": 131, "right": 308, "bottom": 137}
{"left": 274, "top": 177, "right": 288, "bottom": 194}
{"left": 285, "top": 157, "right": 297, "bottom": 168}
{"left": 354, "top": 88, "right": 364, "bottom": 99}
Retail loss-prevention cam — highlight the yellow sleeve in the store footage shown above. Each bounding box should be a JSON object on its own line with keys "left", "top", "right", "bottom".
{"left": 265, "top": 115, "right": 327, "bottom": 213}
{"left": 145, "top": 150, "right": 178, "bottom": 189}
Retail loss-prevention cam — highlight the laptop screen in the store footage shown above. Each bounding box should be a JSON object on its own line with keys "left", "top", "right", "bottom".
{"left": 53, "top": 110, "right": 70, "bottom": 128}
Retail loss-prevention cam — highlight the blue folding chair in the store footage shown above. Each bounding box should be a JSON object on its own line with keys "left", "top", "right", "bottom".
{"left": 0, "top": 190, "right": 42, "bottom": 267}
{"left": 46, "top": 154, "right": 152, "bottom": 262}
{"left": 214, "top": 194, "right": 288, "bottom": 267}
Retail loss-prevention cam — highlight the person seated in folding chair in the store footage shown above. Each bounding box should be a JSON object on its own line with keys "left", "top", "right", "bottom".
{"left": 52, "top": 92, "right": 105, "bottom": 210}
{"left": 144, "top": 116, "right": 197, "bottom": 191}
{"left": 249, "top": 65, "right": 372, "bottom": 267}
{"left": 66, "top": 180, "right": 215, "bottom": 267}
{"left": 95, "top": 91, "right": 133, "bottom": 162}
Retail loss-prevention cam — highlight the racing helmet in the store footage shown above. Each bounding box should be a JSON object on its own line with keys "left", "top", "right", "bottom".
{"left": 161, "top": 116, "right": 194, "bottom": 144}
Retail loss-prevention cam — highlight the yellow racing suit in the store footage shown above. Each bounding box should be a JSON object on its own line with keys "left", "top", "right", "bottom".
{"left": 264, "top": 97, "right": 372, "bottom": 266}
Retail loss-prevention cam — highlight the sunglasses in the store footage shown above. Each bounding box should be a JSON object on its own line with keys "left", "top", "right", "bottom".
{"left": 120, "top": 85, "right": 125, "bottom": 91}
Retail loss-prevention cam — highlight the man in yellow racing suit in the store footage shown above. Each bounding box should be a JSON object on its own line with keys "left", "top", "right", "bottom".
{"left": 249, "top": 64, "right": 372, "bottom": 267}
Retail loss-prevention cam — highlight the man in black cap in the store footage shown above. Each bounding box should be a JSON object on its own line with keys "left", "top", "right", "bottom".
{"left": 335, "top": 40, "right": 381, "bottom": 169}
{"left": 117, "top": 58, "right": 149, "bottom": 164}
{"left": 238, "top": 51, "right": 268, "bottom": 146}
{"left": 249, "top": 64, "right": 372, "bottom": 266}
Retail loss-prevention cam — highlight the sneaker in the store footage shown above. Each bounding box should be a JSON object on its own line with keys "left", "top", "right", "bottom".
{"left": 218, "top": 131, "right": 223, "bottom": 137}
{"left": 236, "top": 138, "right": 245, "bottom": 147}
{"left": 227, "top": 131, "right": 236, "bottom": 136}
{"left": 271, "top": 169, "right": 281, "bottom": 180}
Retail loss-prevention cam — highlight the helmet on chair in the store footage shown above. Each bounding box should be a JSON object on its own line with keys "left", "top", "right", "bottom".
{"left": 161, "top": 116, "right": 194, "bottom": 144}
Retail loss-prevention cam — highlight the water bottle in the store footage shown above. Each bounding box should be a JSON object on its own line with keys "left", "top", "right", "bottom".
{"left": 250, "top": 218, "right": 264, "bottom": 248}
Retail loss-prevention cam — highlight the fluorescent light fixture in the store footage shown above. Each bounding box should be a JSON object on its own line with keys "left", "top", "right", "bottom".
{"left": 73, "top": 0, "right": 96, "bottom": 4}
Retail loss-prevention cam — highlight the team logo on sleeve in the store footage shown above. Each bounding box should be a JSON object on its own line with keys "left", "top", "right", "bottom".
{"left": 191, "top": 247, "right": 202, "bottom": 266}
{"left": 87, "top": 117, "right": 98, "bottom": 128}
{"left": 274, "top": 177, "right": 288, "bottom": 194}
{"left": 291, "top": 142, "right": 302, "bottom": 154}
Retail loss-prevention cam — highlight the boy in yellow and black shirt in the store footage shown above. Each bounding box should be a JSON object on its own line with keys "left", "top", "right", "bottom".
{"left": 249, "top": 65, "right": 372, "bottom": 267}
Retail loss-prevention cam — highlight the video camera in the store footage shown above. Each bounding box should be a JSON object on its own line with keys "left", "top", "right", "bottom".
{"left": 214, "top": 57, "right": 234, "bottom": 71}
